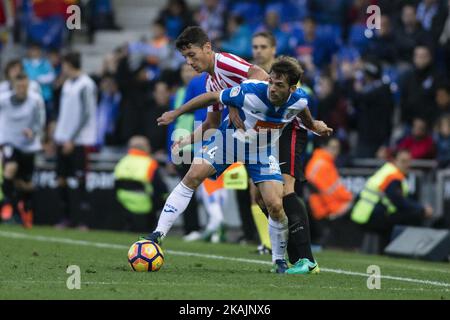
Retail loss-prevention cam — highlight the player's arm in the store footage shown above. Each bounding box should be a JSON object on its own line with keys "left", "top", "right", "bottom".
{"left": 157, "top": 91, "right": 221, "bottom": 126}
{"left": 248, "top": 64, "right": 269, "bottom": 81}
{"left": 228, "top": 65, "right": 268, "bottom": 130}
{"left": 298, "top": 107, "right": 333, "bottom": 136}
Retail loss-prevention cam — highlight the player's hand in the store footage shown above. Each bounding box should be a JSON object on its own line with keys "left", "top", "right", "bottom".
{"left": 228, "top": 107, "right": 245, "bottom": 130}
{"left": 157, "top": 111, "right": 178, "bottom": 126}
{"left": 62, "top": 141, "right": 75, "bottom": 155}
{"left": 313, "top": 120, "right": 333, "bottom": 136}
{"left": 424, "top": 205, "right": 433, "bottom": 218}
{"left": 23, "top": 128, "right": 34, "bottom": 140}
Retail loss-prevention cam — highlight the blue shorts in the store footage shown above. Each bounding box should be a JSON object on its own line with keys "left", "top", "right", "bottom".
{"left": 194, "top": 125, "right": 283, "bottom": 184}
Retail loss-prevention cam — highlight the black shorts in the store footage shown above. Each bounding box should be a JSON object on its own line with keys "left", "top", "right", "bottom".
{"left": 1, "top": 144, "right": 35, "bottom": 182}
{"left": 56, "top": 145, "right": 88, "bottom": 179}
{"left": 278, "top": 120, "right": 308, "bottom": 182}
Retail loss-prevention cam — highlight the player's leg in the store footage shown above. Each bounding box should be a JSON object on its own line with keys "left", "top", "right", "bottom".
{"left": 55, "top": 145, "right": 71, "bottom": 228}
{"left": 1, "top": 146, "right": 18, "bottom": 222}
{"left": 282, "top": 174, "right": 319, "bottom": 274}
{"left": 15, "top": 152, "right": 36, "bottom": 228}
{"left": 257, "top": 180, "right": 289, "bottom": 273}
{"left": 282, "top": 173, "right": 315, "bottom": 263}
{"left": 147, "top": 158, "right": 217, "bottom": 241}
{"left": 73, "top": 146, "right": 90, "bottom": 229}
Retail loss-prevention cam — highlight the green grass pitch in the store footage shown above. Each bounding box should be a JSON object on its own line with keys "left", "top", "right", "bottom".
{"left": 0, "top": 225, "right": 449, "bottom": 300}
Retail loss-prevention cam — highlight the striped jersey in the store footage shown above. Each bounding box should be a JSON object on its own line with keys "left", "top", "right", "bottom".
{"left": 206, "top": 52, "right": 252, "bottom": 112}
{"left": 219, "top": 80, "right": 309, "bottom": 146}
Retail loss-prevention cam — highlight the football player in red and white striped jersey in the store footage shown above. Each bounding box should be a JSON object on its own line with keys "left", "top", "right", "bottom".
{"left": 171, "top": 26, "right": 268, "bottom": 151}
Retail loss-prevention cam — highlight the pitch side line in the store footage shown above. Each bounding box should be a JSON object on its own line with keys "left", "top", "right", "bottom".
{"left": 1, "top": 230, "right": 449, "bottom": 288}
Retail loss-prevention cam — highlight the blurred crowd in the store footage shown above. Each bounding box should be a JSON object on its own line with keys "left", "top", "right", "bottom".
{"left": 1, "top": 0, "right": 450, "bottom": 166}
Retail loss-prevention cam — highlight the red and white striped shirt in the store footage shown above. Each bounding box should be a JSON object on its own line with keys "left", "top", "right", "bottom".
{"left": 206, "top": 52, "right": 252, "bottom": 112}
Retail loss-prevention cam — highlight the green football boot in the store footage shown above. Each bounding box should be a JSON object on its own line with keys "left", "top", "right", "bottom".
{"left": 285, "top": 258, "right": 320, "bottom": 275}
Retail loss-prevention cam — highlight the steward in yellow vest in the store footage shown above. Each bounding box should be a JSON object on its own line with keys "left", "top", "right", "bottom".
{"left": 351, "top": 149, "right": 432, "bottom": 240}
{"left": 114, "top": 136, "right": 168, "bottom": 231}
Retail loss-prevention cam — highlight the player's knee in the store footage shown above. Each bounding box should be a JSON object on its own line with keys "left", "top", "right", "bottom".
{"left": 183, "top": 169, "right": 207, "bottom": 190}
{"left": 282, "top": 174, "right": 295, "bottom": 196}
{"left": 265, "top": 199, "right": 284, "bottom": 220}
{"left": 3, "top": 162, "right": 18, "bottom": 179}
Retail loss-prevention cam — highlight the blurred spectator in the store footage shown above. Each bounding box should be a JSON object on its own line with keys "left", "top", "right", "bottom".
{"left": 400, "top": 45, "right": 439, "bottom": 126}
{"left": 255, "top": 8, "right": 290, "bottom": 55}
{"left": 365, "top": 15, "right": 399, "bottom": 65}
{"left": 22, "top": 43, "right": 55, "bottom": 117}
{"left": 0, "top": 0, "right": 16, "bottom": 47}
{"left": 433, "top": 0, "right": 450, "bottom": 76}
{"left": 114, "top": 136, "right": 168, "bottom": 232}
{"left": 416, "top": 0, "right": 439, "bottom": 31}
{"left": 251, "top": 31, "right": 276, "bottom": 73}
{"left": 195, "top": 0, "right": 226, "bottom": 44}
{"left": 351, "top": 60, "right": 394, "bottom": 158}
{"left": 53, "top": 52, "right": 97, "bottom": 229}
{"left": 306, "top": 137, "right": 353, "bottom": 221}
{"left": 351, "top": 149, "right": 433, "bottom": 250}
{"left": 0, "top": 59, "right": 41, "bottom": 95}
{"left": 23, "top": 0, "right": 71, "bottom": 49}
{"left": 145, "top": 19, "right": 171, "bottom": 68}
{"left": 219, "top": 15, "right": 252, "bottom": 59}
{"left": 48, "top": 48, "right": 64, "bottom": 121}
{"left": 397, "top": 117, "right": 436, "bottom": 159}
{"left": 395, "top": 4, "right": 429, "bottom": 63}
{"left": 167, "top": 63, "right": 197, "bottom": 159}
{"left": 96, "top": 73, "right": 121, "bottom": 148}
{"left": 291, "top": 16, "right": 339, "bottom": 75}
{"left": 118, "top": 63, "right": 153, "bottom": 143}
{"left": 157, "top": 0, "right": 195, "bottom": 40}
{"left": 167, "top": 64, "right": 203, "bottom": 241}
{"left": 436, "top": 81, "right": 450, "bottom": 117}
{"left": 86, "top": 0, "right": 120, "bottom": 42}
{"left": 315, "top": 74, "right": 349, "bottom": 141}
{"left": 436, "top": 114, "right": 450, "bottom": 167}
{"left": 147, "top": 81, "right": 170, "bottom": 156}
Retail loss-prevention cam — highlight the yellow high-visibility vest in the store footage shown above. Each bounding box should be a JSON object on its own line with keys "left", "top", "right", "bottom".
{"left": 351, "top": 162, "right": 409, "bottom": 224}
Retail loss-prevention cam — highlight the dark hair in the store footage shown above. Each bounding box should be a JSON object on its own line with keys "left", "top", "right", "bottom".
{"left": 175, "top": 26, "right": 210, "bottom": 51}
{"left": 63, "top": 52, "right": 81, "bottom": 69}
{"left": 252, "top": 31, "right": 276, "bottom": 48}
{"left": 4, "top": 59, "right": 22, "bottom": 79}
{"left": 269, "top": 56, "right": 303, "bottom": 86}
{"left": 393, "top": 148, "right": 411, "bottom": 159}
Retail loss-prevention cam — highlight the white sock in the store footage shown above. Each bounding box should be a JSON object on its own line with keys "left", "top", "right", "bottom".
{"left": 268, "top": 216, "right": 288, "bottom": 262}
{"left": 155, "top": 182, "right": 194, "bottom": 236}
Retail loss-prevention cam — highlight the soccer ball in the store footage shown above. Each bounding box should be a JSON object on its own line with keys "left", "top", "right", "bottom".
{"left": 127, "top": 240, "right": 164, "bottom": 272}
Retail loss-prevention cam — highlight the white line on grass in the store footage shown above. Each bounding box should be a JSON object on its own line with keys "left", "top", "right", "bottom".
{"left": 1, "top": 230, "right": 449, "bottom": 288}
